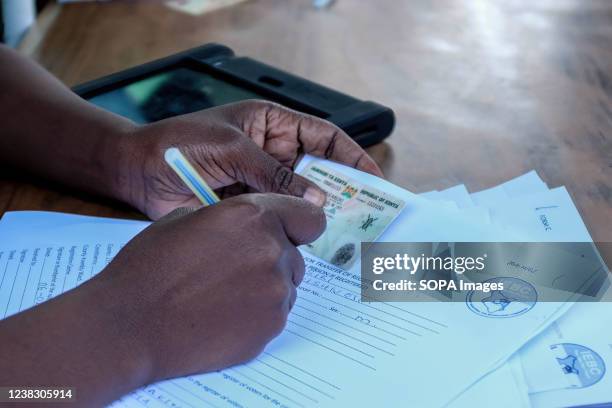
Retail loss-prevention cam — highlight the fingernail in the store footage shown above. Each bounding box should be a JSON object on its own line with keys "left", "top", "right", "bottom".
{"left": 303, "top": 187, "right": 326, "bottom": 207}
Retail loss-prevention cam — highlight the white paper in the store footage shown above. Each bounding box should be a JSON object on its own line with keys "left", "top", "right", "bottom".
{"left": 488, "top": 187, "right": 592, "bottom": 242}
{"left": 499, "top": 171, "right": 548, "bottom": 198}
{"left": 421, "top": 186, "right": 490, "bottom": 224}
{"left": 448, "top": 362, "right": 530, "bottom": 408}
{"left": 521, "top": 303, "right": 612, "bottom": 407}
{"left": 0, "top": 158, "right": 579, "bottom": 407}
{"left": 449, "top": 171, "right": 605, "bottom": 407}
{"left": 436, "top": 185, "right": 474, "bottom": 209}
{"left": 469, "top": 170, "right": 548, "bottom": 208}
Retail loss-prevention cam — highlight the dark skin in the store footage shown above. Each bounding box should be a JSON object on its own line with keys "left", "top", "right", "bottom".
{"left": 0, "top": 45, "right": 383, "bottom": 407}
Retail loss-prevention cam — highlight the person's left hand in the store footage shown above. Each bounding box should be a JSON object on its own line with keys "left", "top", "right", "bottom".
{"left": 116, "top": 100, "right": 383, "bottom": 219}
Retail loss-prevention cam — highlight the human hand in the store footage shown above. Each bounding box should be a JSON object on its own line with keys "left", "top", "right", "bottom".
{"left": 94, "top": 193, "right": 325, "bottom": 381}
{"left": 116, "top": 100, "right": 382, "bottom": 219}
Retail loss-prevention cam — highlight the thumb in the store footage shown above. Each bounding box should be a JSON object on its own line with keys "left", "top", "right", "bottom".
{"left": 237, "top": 141, "right": 327, "bottom": 207}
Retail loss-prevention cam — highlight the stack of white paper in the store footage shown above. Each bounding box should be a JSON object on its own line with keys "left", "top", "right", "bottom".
{"left": 0, "top": 157, "right": 608, "bottom": 407}
{"left": 420, "top": 171, "right": 611, "bottom": 408}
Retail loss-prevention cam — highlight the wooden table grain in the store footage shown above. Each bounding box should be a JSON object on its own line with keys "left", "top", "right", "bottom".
{"left": 3, "top": 0, "right": 611, "bottom": 244}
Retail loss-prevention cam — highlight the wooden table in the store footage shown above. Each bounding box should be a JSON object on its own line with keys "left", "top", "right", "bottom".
{"left": 2, "top": 0, "right": 611, "bottom": 243}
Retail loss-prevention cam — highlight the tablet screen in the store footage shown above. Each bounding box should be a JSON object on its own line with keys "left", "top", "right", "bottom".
{"left": 88, "top": 68, "right": 263, "bottom": 123}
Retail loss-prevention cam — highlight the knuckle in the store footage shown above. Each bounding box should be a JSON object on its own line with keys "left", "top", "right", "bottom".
{"left": 230, "top": 99, "right": 276, "bottom": 122}
{"left": 244, "top": 99, "right": 279, "bottom": 112}
{"left": 267, "top": 240, "right": 286, "bottom": 262}
{"left": 268, "top": 280, "right": 291, "bottom": 303}
{"left": 270, "top": 311, "right": 289, "bottom": 336}
{"left": 293, "top": 248, "right": 306, "bottom": 269}
{"left": 292, "top": 251, "right": 306, "bottom": 285}
{"left": 231, "top": 195, "right": 286, "bottom": 233}
{"left": 233, "top": 195, "right": 268, "bottom": 220}
{"left": 219, "top": 128, "right": 245, "bottom": 149}
{"left": 256, "top": 238, "right": 285, "bottom": 272}
{"left": 271, "top": 165, "right": 294, "bottom": 193}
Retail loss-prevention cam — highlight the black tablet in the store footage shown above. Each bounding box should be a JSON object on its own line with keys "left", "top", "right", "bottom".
{"left": 73, "top": 43, "right": 394, "bottom": 147}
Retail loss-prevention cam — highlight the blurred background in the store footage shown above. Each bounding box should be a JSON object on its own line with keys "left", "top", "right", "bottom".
{"left": 1, "top": 0, "right": 611, "bottom": 243}
{"left": 1, "top": 0, "right": 335, "bottom": 47}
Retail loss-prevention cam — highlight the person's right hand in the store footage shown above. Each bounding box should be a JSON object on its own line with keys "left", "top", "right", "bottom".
{"left": 93, "top": 193, "right": 325, "bottom": 383}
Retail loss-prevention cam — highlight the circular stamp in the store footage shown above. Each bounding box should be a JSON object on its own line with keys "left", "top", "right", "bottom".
{"left": 466, "top": 276, "right": 537, "bottom": 318}
{"left": 550, "top": 343, "right": 606, "bottom": 388}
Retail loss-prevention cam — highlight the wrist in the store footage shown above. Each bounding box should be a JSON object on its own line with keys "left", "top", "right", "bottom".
{"left": 44, "top": 108, "right": 141, "bottom": 207}
{"left": 82, "top": 276, "right": 158, "bottom": 389}
{"left": 102, "top": 122, "right": 147, "bottom": 209}
{"left": 0, "top": 274, "right": 156, "bottom": 406}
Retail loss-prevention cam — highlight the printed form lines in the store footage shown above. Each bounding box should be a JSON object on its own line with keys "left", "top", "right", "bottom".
{"left": 290, "top": 311, "right": 395, "bottom": 356}
{"left": 254, "top": 358, "right": 336, "bottom": 399}
{"left": 306, "top": 274, "right": 446, "bottom": 332}
{"left": 293, "top": 304, "right": 397, "bottom": 346}
{"left": 285, "top": 329, "right": 377, "bottom": 371}
{"left": 228, "top": 367, "right": 307, "bottom": 408}
{"left": 241, "top": 364, "right": 319, "bottom": 403}
{"left": 301, "top": 292, "right": 422, "bottom": 337}
{"left": 3, "top": 253, "right": 22, "bottom": 318}
{"left": 287, "top": 319, "right": 375, "bottom": 358}
{"left": 298, "top": 296, "right": 408, "bottom": 341}
{"left": 261, "top": 351, "right": 341, "bottom": 391}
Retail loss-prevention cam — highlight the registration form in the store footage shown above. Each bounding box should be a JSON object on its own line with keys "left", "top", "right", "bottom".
{"left": 0, "top": 157, "right": 580, "bottom": 407}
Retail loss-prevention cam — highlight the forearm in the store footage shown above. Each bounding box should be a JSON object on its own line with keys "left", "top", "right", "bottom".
{"left": 0, "top": 45, "right": 137, "bottom": 203}
{"left": 0, "top": 278, "right": 153, "bottom": 407}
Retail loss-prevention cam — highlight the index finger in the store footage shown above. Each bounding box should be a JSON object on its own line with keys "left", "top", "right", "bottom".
{"left": 293, "top": 113, "right": 384, "bottom": 178}
{"left": 232, "top": 101, "right": 384, "bottom": 177}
